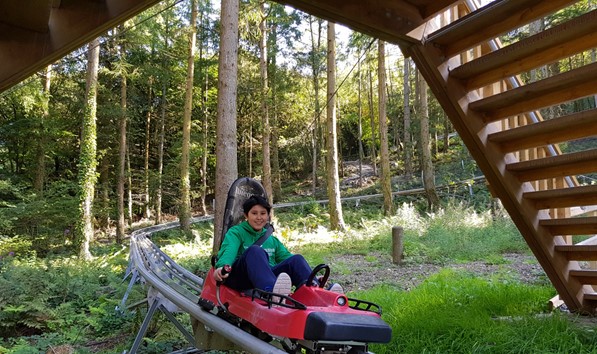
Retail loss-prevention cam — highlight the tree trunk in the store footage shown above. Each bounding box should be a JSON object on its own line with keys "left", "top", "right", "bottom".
{"left": 34, "top": 65, "right": 51, "bottom": 196}
{"left": 417, "top": 70, "right": 440, "bottom": 210}
{"left": 179, "top": 0, "right": 197, "bottom": 233}
{"left": 443, "top": 114, "right": 450, "bottom": 152}
{"left": 270, "top": 23, "right": 282, "bottom": 202}
{"left": 368, "top": 67, "right": 377, "bottom": 175}
{"left": 156, "top": 75, "right": 166, "bottom": 224}
{"left": 213, "top": 0, "right": 239, "bottom": 252}
{"left": 126, "top": 143, "right": 133, "bottom": 227}
{"left": 144, "top": 80, "right": 152, "bottom": 220}
{"left": 357, "top": 52, "right": 364, "bottom": 187}
{"left": 310, "top": 16, "right": 323, "bottom": 197}
{"left": 326, "top": 22, "right": 345, "bottom": 231}
{"left": 77, "top": 37, "right": 100, "bottom": 260}
{"left": 378, "top": 40, "right": 393, "bottom": 215}
{"left": 198, "top": 7, "right": 208, "bottom": 216}
{"left": 248, "top": 125, "right": 253, "bottom": 176}
{"left": 259, "top": 2, "right": 273, "bottom": 206}
{"left": 117, "top": 25, "right": 128, "bottom": 241}
{"left": 99, "top": 153, "right": 110, "bottom": 230}
{"left": 403, "top": 57, "right": 413, "bottom": 177}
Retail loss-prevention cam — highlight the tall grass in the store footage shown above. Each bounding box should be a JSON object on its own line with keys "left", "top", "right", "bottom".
{"left": 356, "top": 270, "right": 597, "bottom": 353}
{"left": 281, "top": 202, "right": 529, "bottom": 265}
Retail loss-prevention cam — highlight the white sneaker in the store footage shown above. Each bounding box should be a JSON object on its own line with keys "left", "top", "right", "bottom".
{"left": 327, "top": 283, "right": 344, "bottom": 294}
{"left": 271, "top": 272, "right": 291, "bottom": 305}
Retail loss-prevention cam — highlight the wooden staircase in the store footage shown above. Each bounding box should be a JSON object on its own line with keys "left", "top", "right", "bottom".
{"left": 271, "top": 0, "right": 597, "bottom": 313}
{"left": 1, "top": 0, "right": 596, "bottom": 313}
{"left": 404, "top": 0, "right": 597, "bottom": 313}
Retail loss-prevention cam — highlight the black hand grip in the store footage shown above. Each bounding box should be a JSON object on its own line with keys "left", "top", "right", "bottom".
{"left": 222, "top": 265, "right": 231, "bottom": 275}
{"left": 217, "top": 265, "right": 231, "bottom": 286}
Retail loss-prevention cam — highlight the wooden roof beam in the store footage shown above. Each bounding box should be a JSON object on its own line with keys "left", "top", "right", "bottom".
{"left": 469, "top": 61, "right": 597, "bottom": 122}
{"left": 405, "top": 0, "right": 462, "bottom": 19}
{"left": 427, "top": 0, "right": 576, "bottom": 58}
{"left": 271, "top": 0, "right": 431, "bottom": 46}
{"left": 451, "top": 9, "right": 597, "bottom": 90}
{"left": 0, "top": 0, "right": 52, "bottom": 32}
{"left": 0, "top": 0, "right": 161, "bottom": 94}
{"left": 488, "top": 108, "right": 597, "bottom": 153}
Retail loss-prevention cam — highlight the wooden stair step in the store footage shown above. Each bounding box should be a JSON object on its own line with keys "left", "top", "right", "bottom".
{"left": 555, "top": 244, "right": 597, "bottom": 261}
{"left": 469, "top": 61, "right": 597, "bottom": 122}
{"left": 426, "top": 0, "right": 575, "bottom": 58}
{"left": 488, "top": 109, "right": 597, "bottom": 153}
{"left": 450, "top": 10, "right": 597, "bottom": 90}
{"left": 569, "top": 269, "right": 597, "bottom": 285}
{"left": 540, "top": 216, "right": 597, "bottom": 235}
{"left": 524, "top": 185, "right": 597, "bottom": 210}
{"left": 506, "top": 148, "right": 597, "bottom": 182}
{"left": 584, "top": 292, "right": 597, "bottom": 301}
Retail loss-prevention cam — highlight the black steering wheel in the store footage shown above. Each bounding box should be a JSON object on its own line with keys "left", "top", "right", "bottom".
{"left": 306, "top": 264, "right": 330, "bottom": 288}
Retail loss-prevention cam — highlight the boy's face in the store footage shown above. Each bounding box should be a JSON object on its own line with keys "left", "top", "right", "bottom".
{"left": 245, "top": 204, "right": 269, "bottom": 231}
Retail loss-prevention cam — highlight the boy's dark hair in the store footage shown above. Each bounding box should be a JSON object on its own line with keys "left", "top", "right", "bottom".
{"left": 242, "top": 195, "right": 271, "bottom": 214}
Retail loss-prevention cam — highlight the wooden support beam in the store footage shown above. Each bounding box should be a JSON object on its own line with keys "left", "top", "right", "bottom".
{"left": 469, "top": 61, "right": 597, "bottom": 122}
{"left": 488, "top": 109, "right": 597, "bottom": 153}
{"left": 450, "top": 9, "right": 597, "bottom": 90}
{"left": 427, "top": 0, "right": 576, "bottom": 57}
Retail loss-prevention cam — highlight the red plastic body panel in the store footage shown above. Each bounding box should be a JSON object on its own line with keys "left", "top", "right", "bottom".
{"left": 199, "top": 268, "right": 384, "bottom": 340}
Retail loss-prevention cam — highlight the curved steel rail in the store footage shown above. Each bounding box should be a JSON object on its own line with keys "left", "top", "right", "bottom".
{"left": 123, "top": 216, "right": 286, "bottom": 354}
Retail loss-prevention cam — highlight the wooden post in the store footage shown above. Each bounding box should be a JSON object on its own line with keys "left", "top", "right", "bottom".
{"left": 392, "top": 226, "right": 404, "bottom": 265}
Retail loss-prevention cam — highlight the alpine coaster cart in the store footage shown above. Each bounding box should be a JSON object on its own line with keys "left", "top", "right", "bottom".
{"left": 198, "top": 177, "right": 392, "bottom": 353}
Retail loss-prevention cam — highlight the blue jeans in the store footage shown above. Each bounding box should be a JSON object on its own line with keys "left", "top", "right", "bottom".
{"left": 225, "top": 245, "right": 312, "bottom": 292}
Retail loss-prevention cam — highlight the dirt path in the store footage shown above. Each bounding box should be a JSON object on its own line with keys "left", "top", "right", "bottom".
{"left": 325, "top": 252, "right": 547, "bottom": 292}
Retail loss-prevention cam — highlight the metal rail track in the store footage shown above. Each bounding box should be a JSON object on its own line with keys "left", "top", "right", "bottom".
{"left": 121, "top": 216, "right": 286, "bottom": 354}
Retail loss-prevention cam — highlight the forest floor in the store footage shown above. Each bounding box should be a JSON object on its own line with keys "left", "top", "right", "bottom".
{"left": 326, "top": 251, "right": 546, "bottom": 293}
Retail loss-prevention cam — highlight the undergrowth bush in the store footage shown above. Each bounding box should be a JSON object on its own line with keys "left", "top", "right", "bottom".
{"left": 0, "top": 252, "right": 142, "bottom": 352}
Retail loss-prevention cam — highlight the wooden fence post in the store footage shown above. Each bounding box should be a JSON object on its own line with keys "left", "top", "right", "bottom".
{"left": 392, "top": 226, "right": 404, "bottom": 265}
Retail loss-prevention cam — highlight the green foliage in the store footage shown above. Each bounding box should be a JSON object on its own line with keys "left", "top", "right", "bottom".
{"left": 0, "top": 180, "right": 79, "bottom": 257}
{"left": 0, "top": 237, "right": 35, "bottom": 262}
{"left": 0, "top": 250, "right": 141, "bottom": 351}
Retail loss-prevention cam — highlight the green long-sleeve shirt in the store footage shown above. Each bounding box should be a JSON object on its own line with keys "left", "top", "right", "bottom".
{"left": 215, "top": 221, "right": 293, "bottom": 268}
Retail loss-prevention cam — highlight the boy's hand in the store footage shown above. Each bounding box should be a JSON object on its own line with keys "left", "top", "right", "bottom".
{"left": 214, "top": 266, "right": 230, "bottom": 282}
